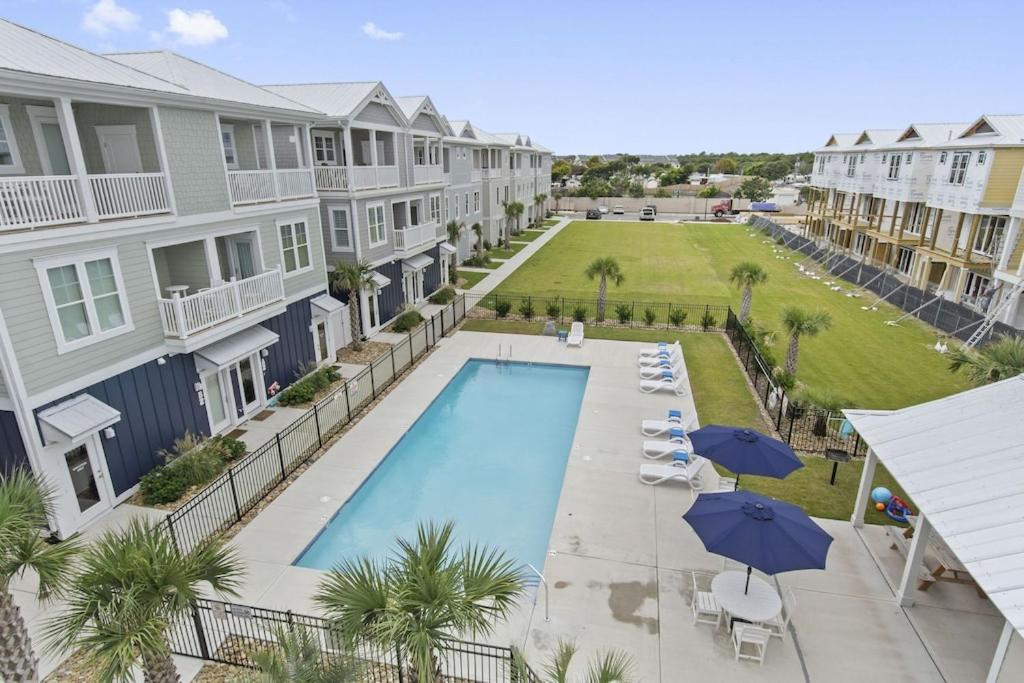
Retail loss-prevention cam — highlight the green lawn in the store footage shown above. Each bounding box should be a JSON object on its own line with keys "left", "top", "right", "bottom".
{"left": 542, "top": 219, "right": 559, "bottom": 227}
{"left": 512, "top": 230, "right": 544, "bottom": 242}
{"left": 460, "top": 320, "right": 907, "bottom": 524}
{"left": 490, "top": 221, "right": 969, "bottom": 409}
{"left": 457, "top": 270, "right": 488, "bottom": 288}
{"left": 488, "top": 243, "right": 527, "bottom": 259}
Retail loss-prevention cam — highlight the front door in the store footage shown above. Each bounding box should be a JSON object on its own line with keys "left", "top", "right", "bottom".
{"left": 440, "top": 256, "right": 450, "bottom": 286}
{"left": 62, "top": 437, "right": 112, "bottom": 527}
{"left": 365, "top": 289, "right": 380, "bottom": 331}
{"left": 203, "top": 370, "right": 233, "bottom": 434}
{"left": 28, "top": 107, "right": 71, "bottom": 175}
{"left": 96, "top": 125, "right": 143, "bottom": 174}
{"left": 232, "top": 355, "right": 262, "bottom": 418}
{"left": 314, "top": 319, "right": 330, "bottom": 363}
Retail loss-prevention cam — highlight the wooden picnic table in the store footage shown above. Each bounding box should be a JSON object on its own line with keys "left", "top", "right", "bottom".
{"left": 901, "top": 516, "right": 985, "bottom": 597}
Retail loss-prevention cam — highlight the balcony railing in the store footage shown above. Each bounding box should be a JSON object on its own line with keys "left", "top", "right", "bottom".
{"left": 275, "top": 169, "right": 315, "bottom": 200}
{"left": 413, "top": 165, "right": 444, "bottom": 185}
{"left": 393, "top": 222, "right": 441, "bottom": 253}
{"left": 88, "top": 173, "right": 170, "bottom": 220}
{"left": 227, "top": 169, "right": 315, "bottom": 206}
{"left": 471, "top": 168, "right": 482, "bottom": 182}
{"left": 351, "top": 165, "right": 399, "bottom": 190}
{"left": 480, "top": 167, "right": 503, "bottom": 180}
{"left": 314, "top": 166, "right": 348, "bottom": 191}
{"left": 158, "top": 270, "right": 285, "bottom": 340}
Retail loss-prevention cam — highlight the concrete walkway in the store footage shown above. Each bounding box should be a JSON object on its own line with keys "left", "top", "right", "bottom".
{"left": 462, "top": 216, "right": 573, "bottom": 297}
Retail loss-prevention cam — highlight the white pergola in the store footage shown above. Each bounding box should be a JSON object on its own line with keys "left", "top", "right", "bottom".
{"left": 845, "top": 374, "right": 1024, "bottom": 683}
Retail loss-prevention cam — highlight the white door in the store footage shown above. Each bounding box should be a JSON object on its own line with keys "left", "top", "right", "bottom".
{"left": 229, "top": 238, "right": 258, "bottom": 280}
{"left": 232, "top": 355, "right": 263, "bottom": 418}
{"left": 364, "top": 289, "right": 380, "bottom": 331}
{"left": 440, "top": 257, "right": 450, "bottom": 286}
{"left": 28, "top": 107, "right": 72, "bottom": 175}
{"left": 96, "top": 125, "right": 143, "bottom": 174}
{"left": 203, "top": 370, "right": 233, "bottom": 434}
{"left": 61, "top": 437, "right": 113, "bottom": 528}
{"left": 313, "top": 318, "right": 331, "bottom": 364}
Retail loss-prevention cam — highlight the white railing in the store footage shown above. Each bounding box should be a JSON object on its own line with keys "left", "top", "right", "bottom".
{"left": 275, "top": 169, "right": 315, "bottom": 200}
{"left": 351, "top": 165, "right": 400, "bottom": 190}
{"left": 471, "top": 168, "right": 482, "bottom": 182}
{"left": 393, "top": 222, "right": 439, "bottom": 253}
{"left": 228, "top": 170, "right": 276, "bottom": 205}
{"left": 158, "top": 270, "right": 285, "bottom": 339}
{"left": 413, "top": 165, "right": 444, "bottom": 185}
{"left": 481, "top": 167, "right": 503, "bottom": 180}
{"left": 89, "top": 173, "right": 169, "bottom": 220}
{"left": 314, "top": 166, "right": 348, "bottom": 191}
{"left": 0, "top": 176, "right": 84, "bottom": 230}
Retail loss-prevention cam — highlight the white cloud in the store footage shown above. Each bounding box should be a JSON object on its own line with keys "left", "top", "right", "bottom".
{"left": 361, "top": 22, "right": 403, "bottom": 41}
{"left": 82, "top": 0, "right": 140, "bottom": 35}
{"left": 164, "top": 8, "right": 229, "bottom": 46}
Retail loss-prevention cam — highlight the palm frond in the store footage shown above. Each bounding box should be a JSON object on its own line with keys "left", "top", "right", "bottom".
{"left": 584, "top": 649, "right": 635, "bottom": 683}
{"left": 543, "top": 640, "right": 577, "bottom": 683}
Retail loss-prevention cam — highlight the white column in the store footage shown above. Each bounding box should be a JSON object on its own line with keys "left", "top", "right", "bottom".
{"left": 204, "top": 237, "right": 223, "bottom": 284}
{"left": 999, "top": 216, "right": 1021, "bottom": 271}
{"left": 148, "top": 106, "right": 176, "bottom": 215}
{"left": 986, "top": 619, "right": 1014, "bottom": 683}
{"left": 342, "top": 125, "right": 354, "bottom": 191}
{"left": 369, "top": 130, "right": 379, "bottom": 187}
{"left": 263, "top": 120, "right": 279, "bottom": 200}
{"left": 54, "top": 97, "right": 98, "bottom": 223}
{"left": 850, "top": 447, "right": 877, "bottom": 528}
{"left": 303, "top": 123, "right": 316, "bottom": 195}
{"left": 896, "top": 513, "right": 931, "bottom": 607}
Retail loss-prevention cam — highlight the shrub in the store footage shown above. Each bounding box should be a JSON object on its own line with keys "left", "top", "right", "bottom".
{"left": 208, "top": 434, "right": 247, "bottom": 462}
{"left": 546, "top": 301, "right": 560, "bottom": 318}
{"left": 464, "top": 254, "right": 490, "bottom": 268}
{"left": 495, "top": 300, "right": 512, "bottom": 318}
{"left": 773, "top": 369, "right": 797, "bottom": 393}
{"left": 139, "top": 466, "right": 188, "bottom": 505}
{"left": 483, "top": 239, "right": 492, "bottom": 251}
{"left": 429, "top": 286, "right": 456, "bottom": 305}
{"left": 391, "top": 308, "right": 425, "bottom": 333}
{"left": 701, "top": 310, "right": 717, "bottom": 329}
{"left": 174, "top": 449, "right": 223, "bottom": 488}
{"left": 668, "top": 308, "right": 688, "bottom": 327}
{"left": 643, "top": 307, "right": 657, "bottom": 326}
{"left": 615, "top": 304, "right": 632, "bottom": 324}
{"left": 572, "top": 306, "right": 587, "bottom": 322}
{"left": 277, "top": 366, "right": 342, "bottom": 406}
{"left": 518, "top": 298, "right": 535, "bottom": 320}
{"left": 141, "top": 431, "right": 247, "bottom": 505}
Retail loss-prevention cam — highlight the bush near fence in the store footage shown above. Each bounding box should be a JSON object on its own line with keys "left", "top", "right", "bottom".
{"left": 162, "top": 296, "right": 467, "bottom": 553}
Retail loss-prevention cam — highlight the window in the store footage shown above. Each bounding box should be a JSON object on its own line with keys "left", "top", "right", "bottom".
{"left": 313, "top": 131, "right": 337, "bottom": 165}
{"left": 0, "top": 104, "right": 24, "bottom": 173}
{"left": 905, "top": 203, "right": 923, "bottom": 235}
{"left": 906, "top": 153, "right": 913, "bottom": 164}
{"left": 414, "top": 144, "right": 426, "bottom": 165}
{"left": 881, "top": 153, "right": 887, "bottom": 163}
{"left": 473, "top": 191, "right": 480, "bottom": 212}
{"left": 445, "top": 195, "right": 449, "bottom": 221}
{"left": 962, "top": 272, "right": 991, "bottom": 305}
{"left": 887, "top": 154, "right": 902, "bottom": 180}
{"left": 367, "top": 203, "right": 386, "bottom": 246}
{"left": 454, "top": 192, "right": 460, "bottom": 218}
{"left": 973, "top": 215, "right": 1007, "bottom": 257}
{"left": 859, "top": 154, "right": 865, "bottom": 162}
{"left": 817, "top": 156, "right": 825, "bottom": 173}
{"left": 846, "top": 155, "right": 857, "bottom": 177}
{"left": 278, "top": 220, "right": 312, "bottom": 274}
{"left": 939, "top": 151, "right": 948, "bottom": 164}
{"left": 464, "top": 193, "right": 469, "bottom": 215}
{"left": 978, "top": 151, "right": 987, "bottom": 165}
{"left": 220, "top": 124, "right": 237, "bottom": 169}
{"left": 39, "top": 251, "right": 131, "bottom": 352}
{"left": 948, "top": 151, "right": 970, "bottom": 185}
{"left": 329, "top": 207, "right": 351, "bottom": 251}
{"left": 429, "top": 195, "right": 441, "bottom": 224}
{"left": 896, "top": 248, "right": 914, "bottom": 275}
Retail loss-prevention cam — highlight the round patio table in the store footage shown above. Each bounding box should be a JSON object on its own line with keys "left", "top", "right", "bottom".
{"left": 711, "top": 571, "right": 782, "bottom": 624}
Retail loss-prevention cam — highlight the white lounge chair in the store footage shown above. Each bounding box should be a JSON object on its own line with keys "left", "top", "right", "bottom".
{"left": 639, "top": 358, "right": 685, "bottom": 380}
{"left": 637, "top": 457, "right": 705, "bottom": 487}
{"left": 638, "top": 347, "right": 682, "bottom": 368}
{"left": 639, "top": 373, "right": 688, "bottom": 396}
{"left": 642, "top": 431, "right": 693, "bottom": 460}
{"left": 567, "top": 322, "right": 584, "bottom": 347}
{"left": 641, "top": 409, "right": 688, "bottom": 436}
{"left": 638, "top": 340, "right": 680, "bottom": 358}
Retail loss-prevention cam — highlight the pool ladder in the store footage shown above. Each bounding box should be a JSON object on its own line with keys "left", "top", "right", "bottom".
{"left": 496, "top": 344, "right": 512, "bottom": 365}
{"left": 525, "top": 563, "right": 550, "bottom": 622}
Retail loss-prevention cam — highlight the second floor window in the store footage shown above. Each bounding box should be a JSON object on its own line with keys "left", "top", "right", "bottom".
{"left": 473, "top": 191, "right": 480, "bottom": 212}
{"left": 846, "top": 156, "right": 857, "bottom": 177}
{"left": 429, "top": 195, "right": 441, "bottom": 223}
{"left": 41, "top": 253, "right": 130, "bottom": 352}
{"left": 887, "top": 154, "right": 902, "bottom": 180}
{"left": 0, "top": 105, "right": 23, "bottom": 172}
{"left": 465, "top": 193, "right": 469, "bottom": 215}
{"left": 279, "top": 221, "right": 311, "bottom": 273}
{"left": 367, "top": 204, "right": 386, "bottom": 246}
{"left": 221, "top": 124, "right": 237, "bottom": 169}
{"left": 330, "top": 208, "right": 351, "bottom": 250}
{"left": 816, "top": 156, "right": 825, "bottom": 173}
{"left": 948, "top": 152, "right": 970, "bottom": 185}
{"left": 313, "top": 133, "right": 336, "bottom": 164}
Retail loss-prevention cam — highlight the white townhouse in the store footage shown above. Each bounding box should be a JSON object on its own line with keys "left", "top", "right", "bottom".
{"left": 444, "top": 119, "right": 487, "bottom": 261}
{"left": 0, "top": 22, "right": 345, "bottom": 538}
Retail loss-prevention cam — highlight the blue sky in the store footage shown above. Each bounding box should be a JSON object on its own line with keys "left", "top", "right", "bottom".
{"left": 3, "top": 0, "right": 1024, "bottom": 155}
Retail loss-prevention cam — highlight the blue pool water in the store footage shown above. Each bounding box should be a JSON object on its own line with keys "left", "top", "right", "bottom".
{"left": 296, "top": 359, "right": 589, "bottom": 571}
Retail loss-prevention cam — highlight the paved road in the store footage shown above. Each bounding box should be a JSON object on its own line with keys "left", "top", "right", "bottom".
{"left": 560, "top": 210, "right": 741, "bottom": 223}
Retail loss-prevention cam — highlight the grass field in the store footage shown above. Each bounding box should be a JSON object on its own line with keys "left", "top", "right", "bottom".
{"left": 457, "top": 270, "right": 488, "bottom": 289}
{"left": 461, "top": 320, "right": 906, "bottom": 524}
{"left": 490, "top": 221, "right": 969, "bottom": 409}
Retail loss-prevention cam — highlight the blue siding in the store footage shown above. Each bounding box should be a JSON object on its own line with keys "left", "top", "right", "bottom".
{"left": 374, "top": 261, "right": 404, "bottom": 324}
{"left": 0, "top": 411, "right": 29, "bottom": 475}
{"left": 423, "top": 244, "right": 442, "bottom": 295}
{"left": 262, "top": 294, "right": 319, "bottom": 394}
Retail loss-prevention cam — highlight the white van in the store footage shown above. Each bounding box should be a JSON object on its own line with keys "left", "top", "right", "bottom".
{"left": 639, "top": 207, "right": 656, "bottom": 221}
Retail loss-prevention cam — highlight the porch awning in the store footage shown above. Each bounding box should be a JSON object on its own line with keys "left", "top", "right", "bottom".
{"left": 370, "top": 272, "right": 391, "bottom": 289}
{"left": 402, "top": 253, "right": 433, "bottom": 272}
{"left": 195, "top": 325, "right": 279, "bottom": 372}
{"left": 310, "top": 294, "right": 345, "bottom": 316}
{"left": 438, "top": 242, "right": 457, "bottom": 255}
{"left": 38, "top": 394, "right": 120, "bottom": 445}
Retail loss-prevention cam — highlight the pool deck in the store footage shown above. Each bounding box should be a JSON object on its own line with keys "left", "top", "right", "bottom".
{"left": 223, "top": 330, "right": 1022, "bottom": 682}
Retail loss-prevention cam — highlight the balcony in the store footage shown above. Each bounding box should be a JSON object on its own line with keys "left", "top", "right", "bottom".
{"left": 480, "top": 167, "right": 503, "bottom": 180}
{"left": 314, "top": 166, "right": 348, "bottom": 191}
{"left": 158, "top": 270, "right": 285, "bottom": 340}
{"left": 471, "top": 168, "right": 482, "bottom": 182}
{"left": 227, "top": 169, "right": 314, "bottom": 206}
{"left": 351, "top": 166, "right": 399, "bottom": 190}
{"left": 393, "top": 222, "right": 443, "bottom": 255}
{"left": 413, "top": 165, "right": 444, "bottom": 185}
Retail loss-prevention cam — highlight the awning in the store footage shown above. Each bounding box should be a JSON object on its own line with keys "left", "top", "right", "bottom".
{"left": 38, "top": 394, "right": 120, "bottom": 445}
{"left": 310, "top": 294, "right": 345, "bottom": 317}
{"left": 402, "top": 253, "right": 433, "bottom": 272}
{"left": 438, "top": 242, "right": 457, "bottom": 255}
{"left": 195, "top": 325, "right": 279, "bottom": 372}
{"left": 370, "top": 272, "right": 391, "bottom": 289}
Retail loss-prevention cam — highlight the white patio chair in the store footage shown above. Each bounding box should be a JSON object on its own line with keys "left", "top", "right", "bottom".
{"left": 761, "top": 586, "right": 796, "bottom": 641}
{"left": 638, "top": 340, "right": 680, "bottom": 358}
{"left": 638, "top": 347, "right": 682, "bottom": 367}
{"left": 732, "top": 624, "right": 771, "bottom": 665}
{"left": 690, "top": 571, "right": 722, "bottom": 629}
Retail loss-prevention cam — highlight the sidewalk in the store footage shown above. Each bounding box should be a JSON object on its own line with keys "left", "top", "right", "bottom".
{"left": 462, "top": 216, "right": 573, "bottom": 298}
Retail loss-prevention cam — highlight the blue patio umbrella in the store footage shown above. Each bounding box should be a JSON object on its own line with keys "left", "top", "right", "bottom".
{"left": 683, "top": 490, "right": 833, "bottom": 593}
{"left": 688, "top": 425, "right": 803, "bottom": 485}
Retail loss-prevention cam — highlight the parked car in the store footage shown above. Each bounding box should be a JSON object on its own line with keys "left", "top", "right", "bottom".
{"left": 612, "top": 205, "right": 624, "bottom": 214}
{"left": 586, "top": 208, "right": 602, "bottom": 220}
{"left": 597, "top": 205, "right": 609, "bottom": 214}
{"left": 644, "top": 204, "right": 657, "bottom": 215}
{"left": 639, "top": 207, "right": 656, "bottom": 221}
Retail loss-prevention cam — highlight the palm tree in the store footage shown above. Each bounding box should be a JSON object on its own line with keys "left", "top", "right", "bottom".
{"left": 533, "top": 193, "right": 548, "bottom": 225}
{"left": 47, "top": 519, "right": 243, "bottom": 683}
{"left": 502, "top": 201, "right": 524, "bottom": 249}
{"left": 330, "top": 261, "right": 376, "bottom": 352}
{"left": 513, "top": 640, "right": 634, "bottom": 683}
{"left": 729, "top": 261, "right": 768, "bottom": 324}
{"left": 445, "top": 220, "right": 463, "bottom": 285}
{"left": 584, "top": 257, "right": 625, "bottom": 322}
{"left": 250, "top": 625, "right": 359, "bottom": 683}
{"left": 948, "top": 334, "right": 1024, "bottom": 385}
{"left": 471, "top": 222, "right": 484, "bottom": 257}
{"left": 315, "top": 521, "right": 523, "bottom": 682}
{"left": 0, "top": 471, "right": 81, "bottom": 683}
{"left": 780, "top": 307, "right": 833, "bottom": 375}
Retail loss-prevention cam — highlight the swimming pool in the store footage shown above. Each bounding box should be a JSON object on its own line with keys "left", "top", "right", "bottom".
{"left": 296, "top": 359, "right": 590, "bottom": 571}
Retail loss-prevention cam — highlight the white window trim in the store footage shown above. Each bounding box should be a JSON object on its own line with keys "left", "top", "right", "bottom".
{"left": 34, "top": 248, "right": 135, "bottom": 355}
{"left": 221, "top": 123, "right": 238, "bottom": 170}
{"left": 275, "top": 216, "right": 314, "bottom": 278}
{"left": 328, "top": 204, "right": 354, "bottom": 253}
{"left": 428, "top": 193, "right": 442, "bottom": 224}
{"left": 366, "top": 201, "right": 388, "bottom": 247}
{"left": 312, "top": 129, "right": 337, "bottom": 166}
{"left": 0, "top": 104, "right": 26, "bottom": 175}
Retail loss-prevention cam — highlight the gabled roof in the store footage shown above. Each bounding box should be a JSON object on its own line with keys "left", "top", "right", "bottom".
{"left": 106, "top": 51, "right": 318, "bottom": 114}
{"left": 816, "top": 133, "right": 859, "bottom": 152}
{"left": 893, "top": 123, "right": 969, "bottom": 148}
{"left": 449, "top": 120, "right": 474, "bottom": 138}
{"left": 942, "top": 115, "right": 1024, "bottom": 148}
{"left": 0, "top": 18, "right": 188, "bottom": 95}
{"left": 844, "top": 375, "right": 1024, "bottom": 638}
{"left": 853, "top": 129, "right": 902, "bottom": 148}
{"left": 396, "top": 95, "right": 452, "bottom": 135}
{"left": 472, "top": 126, "right": 512, "bottom": 147}
{"left": 494, "top": 133, "right": 525, "bottom": 147}
{"left": 262, "top": 81, "right": 400, "bottom": 122}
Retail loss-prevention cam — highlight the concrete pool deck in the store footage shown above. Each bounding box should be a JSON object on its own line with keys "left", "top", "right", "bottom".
{"left": 223, "top": 330, "right": 1022, "bottom": 682}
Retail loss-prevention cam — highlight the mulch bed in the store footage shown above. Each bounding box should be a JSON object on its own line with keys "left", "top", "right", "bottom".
{"left": 337, "top": 340, "right": 392, "bottom": 365}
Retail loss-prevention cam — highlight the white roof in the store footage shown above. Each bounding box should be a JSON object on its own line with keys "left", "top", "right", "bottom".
{"left": 892, "top": 123, "right": 970, "bottom": 149}
{"left": 941, "top": 115, "right": 1024, "bottom": 149}
{"left": 310, "top": 294, "right": 344, "bottom": 315}
{"left": 195, "top": 325, "right": 279, "bottom": 370}
{"left": 262, "top": 82, "right": 383, "bottom": 119}
{"left": 396, "top": 95, "right": 427, "bottom": 120}
{"left": 438, "top": 242, "right": 457, "bottom": 255}
{"left": 852, "top": 129, "right": 902, "bottom": 149}
{"left": 106, "top": 51, "right": 318, "bottom": 113}
{"left": 844, "top": 375, "right": 1024, "bottom": 636}
{"left": 815, "top": 133, "right": 859, "bottom": 153}
{"left": 38, "top": 394, "right": 120, "bottom": 444}
{"left": 402, "top": 253, "right": 433, "bottom": 271}
{"left": 370, "top": 272, "right": 391, "bottom": 289}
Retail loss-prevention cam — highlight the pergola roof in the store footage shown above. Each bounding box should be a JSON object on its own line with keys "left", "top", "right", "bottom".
{"left": 844, "top": 375, "right": 1024, "bottom": 636}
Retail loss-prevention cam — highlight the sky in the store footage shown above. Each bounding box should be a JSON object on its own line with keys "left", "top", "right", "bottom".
{"left": 3, "top": 0, "right": 1024, "bottom": 155}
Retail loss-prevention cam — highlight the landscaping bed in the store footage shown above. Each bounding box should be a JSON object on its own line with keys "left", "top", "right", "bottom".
{"left": 337, "top": 340, "right": 391, "bottom": 365}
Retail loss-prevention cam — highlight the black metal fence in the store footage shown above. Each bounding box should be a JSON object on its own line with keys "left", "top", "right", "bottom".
{"left": 170, "top": 598, "right": 541, "bottom": 682}
{"left": 749, "top": 215, "right": 1018, "bottom": 343}
{"left": 162, "top": 295, "right": 467, "bottom": 553}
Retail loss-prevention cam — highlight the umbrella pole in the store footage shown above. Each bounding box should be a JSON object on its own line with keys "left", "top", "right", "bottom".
{"left": 735, "top": 473, "right": 741, "bottom": 491}
{"left": 745, "top": 565, "right": 752, "bottom": 594}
